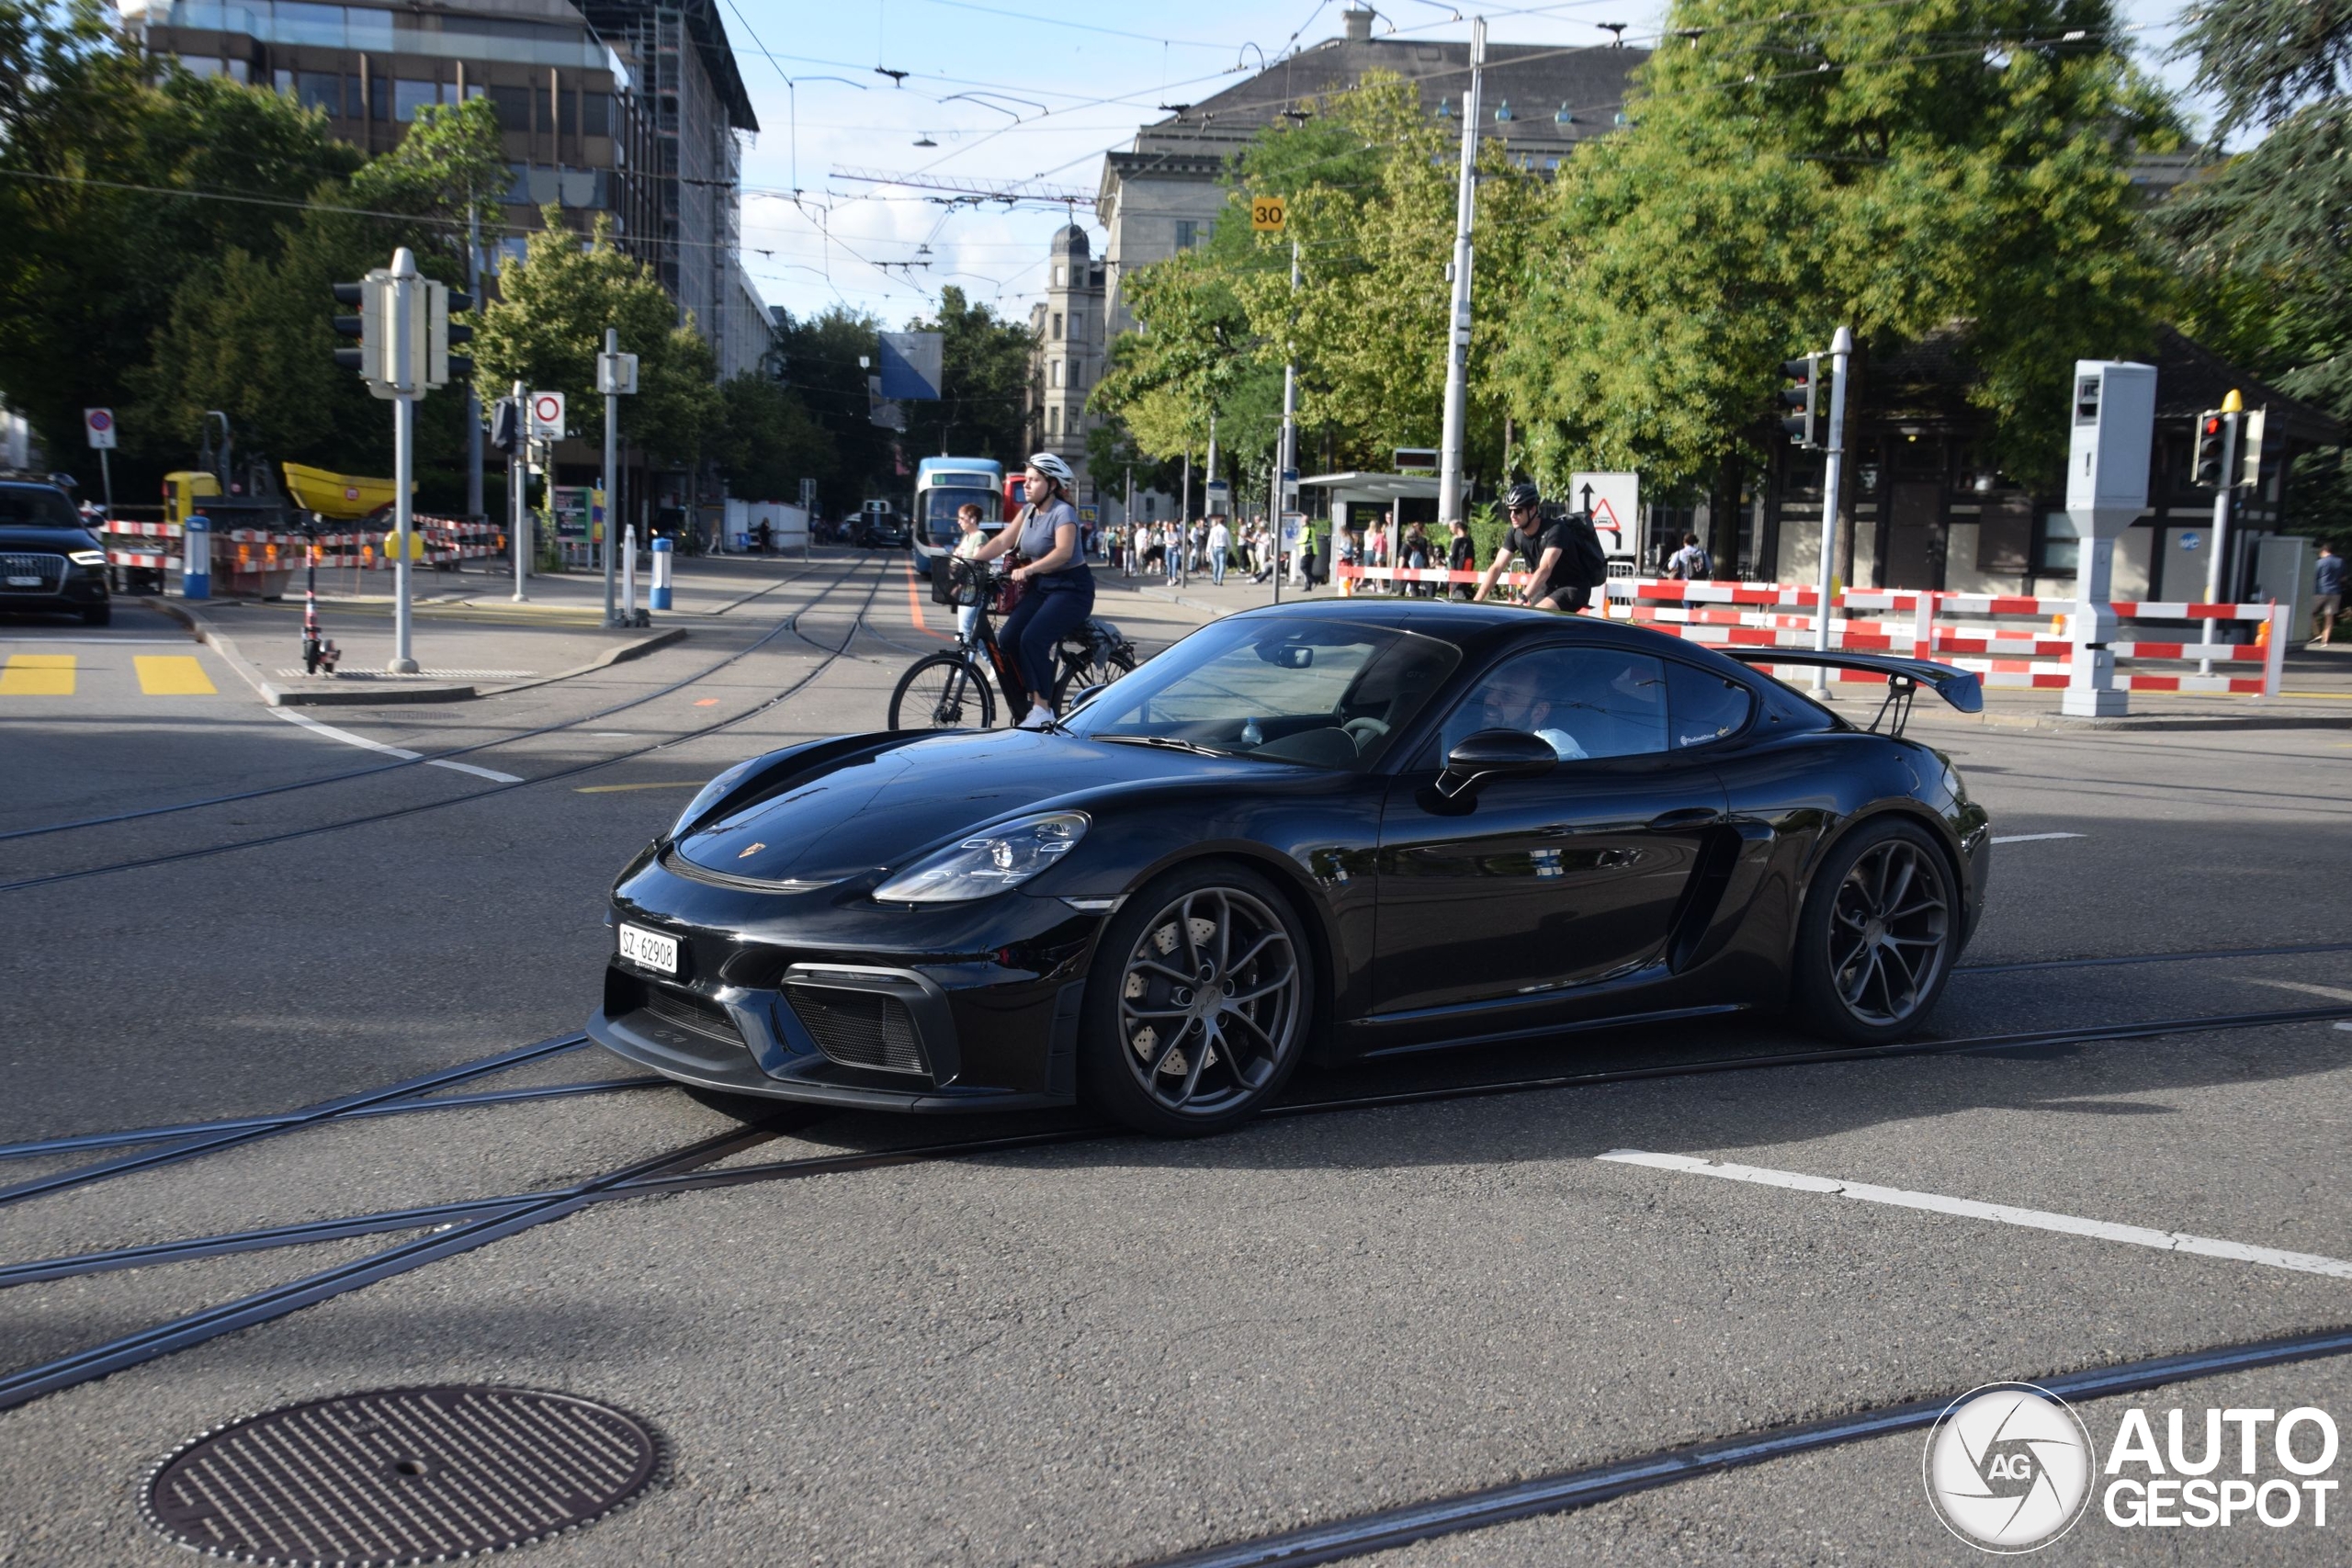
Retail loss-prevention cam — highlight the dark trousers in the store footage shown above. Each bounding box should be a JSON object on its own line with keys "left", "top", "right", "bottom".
{"left": 1000, "top": 577, "right": 1094, "bottom": 707}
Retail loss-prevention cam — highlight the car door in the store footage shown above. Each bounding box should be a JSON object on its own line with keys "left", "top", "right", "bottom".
{"left": 1372, "top": 643, "right": 1727, "bottom": 1015}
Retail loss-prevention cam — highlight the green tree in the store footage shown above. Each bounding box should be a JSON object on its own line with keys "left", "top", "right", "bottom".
{"left": 714, "top": 373, "right": 834, "bottom": 500}
{"left": 1498, "top": 0, "right": 2172, "bottom": 502}
{"left": 898, "top": 287, "right": 1032, "bottom": 461}
{"left": 2163, "top": 1, "right": 2352, "bottom": 547}
{"left": 779, "top": 306, "right": 898, "bottom": 513}
{"left": 471, "top": 209, "right": 720, "bottom": 464}
{"left": 0, "top": 0, "right": 358, "bottom": 474}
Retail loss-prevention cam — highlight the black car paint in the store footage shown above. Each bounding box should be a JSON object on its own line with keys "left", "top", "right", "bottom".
{"left": 591, "top": 601, "right": 1989, "bottom": 1110}
{"left": 0, "top": 482, "right": 110, "bottom": 619}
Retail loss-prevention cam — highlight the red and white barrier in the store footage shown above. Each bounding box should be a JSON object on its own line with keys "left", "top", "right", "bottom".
{"left": 103, "top": 516, "right": 506, "bottom": 584}
{"left": 1333, "top": 564, "right": 2290, "bottom": 698}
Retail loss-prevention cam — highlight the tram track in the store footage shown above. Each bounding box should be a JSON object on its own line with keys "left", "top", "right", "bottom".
{"left": 4, "top": 996, "right": 2347, "bottom": 1415}
{"left": 0, "top": 556, "right": 893, "bottom": 895}
{"left": 0, "top": 555, "right": 865, "bottom": 848}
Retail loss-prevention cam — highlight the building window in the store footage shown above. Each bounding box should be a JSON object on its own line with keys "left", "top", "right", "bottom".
{"left": 1050, "top": 311, "right": 1062, "bottom": 340}
{"left": 2036, "top": 512, "right": 2080, "bottom": 574}
{"left": 1049, "top": 406, "right": 1060, "bottom": 435}
{"left": 1174, "top": 220, "right": 1196, "bottom": 249}
{"left": 1054, "top": 264, "right": 1068, "bottom": 286}
{"left": 393, "top": 79, "right": 441, "bottom": 121}
{"left": 1050, "top": 360, "right": 1062, "bottom": 388}
{"left": 487, "top": 84, "right": 531, "bottom": 130}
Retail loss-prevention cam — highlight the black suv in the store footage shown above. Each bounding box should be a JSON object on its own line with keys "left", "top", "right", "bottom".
{"left": 0, "top": 480, "right": 111, "bottom": 626}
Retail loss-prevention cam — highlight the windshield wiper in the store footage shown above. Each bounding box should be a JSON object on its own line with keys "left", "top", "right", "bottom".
{"left": 1092, "top": 734, "right": 1231, "bottom": 759}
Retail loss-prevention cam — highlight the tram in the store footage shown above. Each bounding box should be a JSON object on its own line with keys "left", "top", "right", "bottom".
{"left": 910, "top": 457, "right": 1006, "bottom": 568}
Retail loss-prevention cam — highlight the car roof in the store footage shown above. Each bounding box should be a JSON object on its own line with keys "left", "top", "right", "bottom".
{"left": 1224, "top": 597, "right": 1769, "bottom": 682}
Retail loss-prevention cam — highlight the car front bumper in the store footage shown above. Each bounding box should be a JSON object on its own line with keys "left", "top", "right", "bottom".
{"left": 586, "top": 849, "right": 1106, "bottom": 1112}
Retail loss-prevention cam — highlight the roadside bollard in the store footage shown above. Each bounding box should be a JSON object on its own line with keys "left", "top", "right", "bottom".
{"left": 182, "top": 513, "right": 210, "bottom": 600}
{"left": 650, "top": 536, "right": 673, "bottom": 612}
{"left": 620, "top": 525, "right": 637, "bottom": 623}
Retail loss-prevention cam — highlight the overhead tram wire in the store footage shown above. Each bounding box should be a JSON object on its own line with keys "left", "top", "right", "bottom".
{"left": 0, "top": 554, "right": 895, "bottom": 896}
{"left": 5, "top": 997, "right": 2350, "bottom": 1409}
{"left": 0, "top": 558, "right": 847, "bottom": 845}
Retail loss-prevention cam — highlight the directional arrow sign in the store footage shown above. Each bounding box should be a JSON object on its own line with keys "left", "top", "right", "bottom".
{"left": 1569, "top": 470, "right": 1638, "bottom": 559}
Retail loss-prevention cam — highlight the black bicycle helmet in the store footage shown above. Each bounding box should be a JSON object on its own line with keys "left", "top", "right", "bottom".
{"left": 1502, "top": 481, "right": 1542, "bottom": 512}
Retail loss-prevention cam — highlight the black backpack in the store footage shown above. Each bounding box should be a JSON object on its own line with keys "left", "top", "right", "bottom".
{"left": 1546, "top": 508, "right": 1610, "bottom": 589}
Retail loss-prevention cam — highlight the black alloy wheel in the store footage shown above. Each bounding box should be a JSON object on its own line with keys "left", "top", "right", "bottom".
{"left": 1080, "top": 863, "right": 1312, "bottom": 1135}
{"left": 1791, "top": 817, "right": 1958, "bottom": 1044}
{"left": 888, "top": 651, "right": 997, "bottom": 730}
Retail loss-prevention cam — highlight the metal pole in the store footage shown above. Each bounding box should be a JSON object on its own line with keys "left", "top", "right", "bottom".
{"left": 2200, "top": 403, "right": 2240, "bottom": 676}
{"left": 602, "top": 326, "right": 619, "bottom": 627}
{"left": 1809, "top": 324, "right": 1854, "bottom": 697}
{"left": 510, "top": 380, "right": 528, "bottom": 603}
{"left": 1437, "top": 16, "right": 1487, "bottom": 526}
{"left": 97, "top": 447, "right": 113, "bottom": 519}
{"left": 1280, "top": 236, "right": 1299, "bottom": 606}
{"left": 388, "top": 247, "right": 419, "bottom": 675}
{"left": 465, "top": 204, "right": 483, "bottom": 525}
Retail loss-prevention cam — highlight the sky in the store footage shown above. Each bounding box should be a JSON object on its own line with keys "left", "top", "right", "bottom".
{"left": 723, "top": 0, "right": 2218, "bottom": 332}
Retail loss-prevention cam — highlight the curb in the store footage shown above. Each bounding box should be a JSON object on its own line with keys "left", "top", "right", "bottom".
{"left": 150, "top": 599, "right": 684, "bottom": 706}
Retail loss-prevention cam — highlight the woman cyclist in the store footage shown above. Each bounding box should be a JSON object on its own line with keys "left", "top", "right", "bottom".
{"left": 972, "top": 453, "right": 1094, "bottom": 729}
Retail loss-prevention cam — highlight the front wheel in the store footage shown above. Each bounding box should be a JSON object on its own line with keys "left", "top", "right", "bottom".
{"left": 1080, "top": 862, "right": 1313, "bottom": 1136}
{"left": 1790, "top": 818, "right": 1959, "bottom": 1045}
{"left": 888, "top": 652, "right": 996, "bottom": 730}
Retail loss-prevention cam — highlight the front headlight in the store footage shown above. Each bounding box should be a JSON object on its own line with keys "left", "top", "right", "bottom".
{"left": 70, "top": 550, "right": 107, "bottom": 567}
{"left": 872, "top": 811, "right": 1088, "bottom": 903}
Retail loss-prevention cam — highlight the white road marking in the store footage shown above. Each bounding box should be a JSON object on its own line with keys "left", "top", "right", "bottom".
{"left": 2248, "top": 979, "right": 2352, "bottom": 1004}
{"left": 1598, "top": 1149, "right": 2352, "bottom": 1280}
{"left": 269, "top": 708, "right": 523, "bottom": 784}
{"left": 1989, "top": 832, "right": 2086, "bottom": 844}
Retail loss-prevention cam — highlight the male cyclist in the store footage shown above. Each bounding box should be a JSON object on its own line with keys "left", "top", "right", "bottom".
{"left": 1473, "top": 482, "right": 1583, "bottom": 613}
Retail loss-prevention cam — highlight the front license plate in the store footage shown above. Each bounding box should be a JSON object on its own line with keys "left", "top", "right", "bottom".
{"left": 5, "top": 576, "right": 39, "bottom": 587}
{"left": 616, "top": 923, "right": 679, "bottom": 975}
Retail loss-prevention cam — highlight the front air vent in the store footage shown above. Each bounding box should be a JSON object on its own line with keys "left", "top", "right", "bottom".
{"left": 642, "top": 983, "right": 743, "bottom": 1043}
{"left": 786, "top": 985, "right": 926, "bottom": 1075}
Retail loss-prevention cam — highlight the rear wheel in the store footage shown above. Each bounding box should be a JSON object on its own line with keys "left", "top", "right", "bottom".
{"left": 1080, "top": 862, "right": 1313, "bottom": 1136}
{"left": 888, "top": 652, "right": 996, "bottom": 730}
{"left": 1791, "top": 818, "right": 1958, "bottom": 1045}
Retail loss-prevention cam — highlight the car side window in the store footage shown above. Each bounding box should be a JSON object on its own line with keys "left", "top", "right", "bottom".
{"left": 1665, "top": 661, "right": 1756, "bottom": 749}
{"left": 1434, "top": 646, "right": 1669, "bottom": 762}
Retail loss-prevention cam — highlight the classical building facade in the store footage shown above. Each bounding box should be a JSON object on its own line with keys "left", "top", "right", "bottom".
{"left": 1095, "top": 7, "right": 1647, "bottom": 334}
{"left": 1023, "top": 225, "right": 1106, "bottom": 493}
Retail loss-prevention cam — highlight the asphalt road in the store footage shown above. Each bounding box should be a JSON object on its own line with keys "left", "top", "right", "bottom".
{"left": 1, "top": 553, "right": 2346, "bottom": 1566}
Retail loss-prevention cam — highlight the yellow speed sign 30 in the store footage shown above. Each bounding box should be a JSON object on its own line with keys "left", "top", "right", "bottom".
{"left": 1250, "top": 196, "right": 1286, "bottom": 231}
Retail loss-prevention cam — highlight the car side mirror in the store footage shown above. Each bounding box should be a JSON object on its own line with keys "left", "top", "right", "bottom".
{"left": 1068, "top": 681, "right": 1111, "bottom": 710}
{"left": 1436, "top": 728, "right": 1556, "bottom": 799}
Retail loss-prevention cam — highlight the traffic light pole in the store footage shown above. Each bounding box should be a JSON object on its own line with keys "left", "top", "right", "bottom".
{"left": 389, "top": 249, "right": 420, "bottom": 675}
{"left": 603, "top": 327, "right": 620, "bottom": 627}
{"left": 511, "top": 380, "right": 528, "bottom": 604}
{"left": 1808, "top": 324, "right": 1854, "bottom": 698}
{"left": 2200, "top": 400, "right": 2242, "bottom": 676}
{"left": 1278, "top": 236, "right": 1298, "bottom": 607}
{"left": 465, "top": 206, "right": 484, "bottom": 525}
{"left": 1436, "top": 16, "right": 1486, "bottom": 527}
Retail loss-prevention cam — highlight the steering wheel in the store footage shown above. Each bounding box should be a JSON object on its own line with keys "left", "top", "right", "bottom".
{"left": 1341, "top": 716, "right": 1390, "bottom": 752}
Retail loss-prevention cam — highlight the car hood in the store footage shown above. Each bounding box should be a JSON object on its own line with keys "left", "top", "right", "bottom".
{"left": 675, "top": 728, "right": 1270, "bottom": 884}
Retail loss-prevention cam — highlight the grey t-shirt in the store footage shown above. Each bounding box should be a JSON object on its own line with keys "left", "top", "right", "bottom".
{"left": 1016, "top": 499, "right": 1088, "bottom": 585}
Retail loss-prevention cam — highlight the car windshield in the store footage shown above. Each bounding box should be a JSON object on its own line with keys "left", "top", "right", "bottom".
{"left": 0, "top": 487, "right": 78, "bottom": 528}
{"left": 920, "top": 486, "right": 999, "bottom": 545}
{"left": 1061, "top": 617, "right": 1461, "bottom": 769}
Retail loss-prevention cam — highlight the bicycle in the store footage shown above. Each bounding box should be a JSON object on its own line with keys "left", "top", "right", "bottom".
{"left": 888, "top": 556, "right": 1137, "bottom": 730}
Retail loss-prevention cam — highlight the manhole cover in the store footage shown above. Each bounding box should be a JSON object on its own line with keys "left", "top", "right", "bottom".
{"left": 144, "top": 1386, "right": 660, "bottom": 1565}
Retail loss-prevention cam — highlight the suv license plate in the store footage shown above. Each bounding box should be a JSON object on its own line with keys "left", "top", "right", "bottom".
{"left": 616, "top": 923, "right": 679, "bottom": 975}
{"left": 6, "top": 576, "right": 39, "bottom": 587}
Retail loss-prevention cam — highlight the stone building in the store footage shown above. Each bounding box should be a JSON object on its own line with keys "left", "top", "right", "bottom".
{"left": 1023, "top": 225, "right": 1106, "bottom": 494}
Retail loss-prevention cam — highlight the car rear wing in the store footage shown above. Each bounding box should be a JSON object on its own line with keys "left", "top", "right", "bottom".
{"left": 1724, "top": 649, "right": 1984, "bottom": 735}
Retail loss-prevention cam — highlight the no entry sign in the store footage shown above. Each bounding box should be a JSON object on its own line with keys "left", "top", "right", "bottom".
{"left": 529, "top": 391, "right": 567, "bottom": 438}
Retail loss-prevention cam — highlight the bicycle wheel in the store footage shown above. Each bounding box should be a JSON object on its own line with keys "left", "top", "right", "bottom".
{"left": 1053, "top": 644, "right": 1136, "bottom": 715}
{"left": 889, "top": 652, "right": 997, "bottom": 730}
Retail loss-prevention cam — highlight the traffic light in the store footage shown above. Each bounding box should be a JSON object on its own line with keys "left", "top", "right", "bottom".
{"left": 426, "top": 283, "right": 473, "bottom": 388}
{"left": 1780, "top": 354, "right": 1819, "bottom": 448}
{"left": 331, "top": 278, "right": 383, "bottom": 379}
{"left": 2192, "top": 411, "right": 2228, "bottom": 488}
{"left": 489, "top": 396, "right": 521, "bottom": 456}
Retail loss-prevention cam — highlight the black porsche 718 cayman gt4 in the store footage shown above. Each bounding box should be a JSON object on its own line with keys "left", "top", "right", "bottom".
{"left": 589, "top": 601, "right": 1990, "bottom": 1136}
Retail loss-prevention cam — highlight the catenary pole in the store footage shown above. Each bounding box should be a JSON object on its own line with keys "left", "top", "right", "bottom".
{"left": 1809, "top": 324, "right": 1853, "bottom": 697}
{"left": 1279, "top": 235, "right": 1299, "bottom": 606}
{"left": 510, "top": 379, "right": 528, "bottom": 603}
{"left": 1436, "top": 16, "right": 1487, "bottom": 526}
{"left": 465, "top": 203, "right": 483, "bottom": 524}
{"left": 388, "top": 247, "right": 419, "bottom": 675}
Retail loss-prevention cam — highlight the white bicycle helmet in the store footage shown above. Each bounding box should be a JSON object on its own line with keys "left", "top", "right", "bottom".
{"left": 1026, "top": 452, "right": 1075, "bottom": 484}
